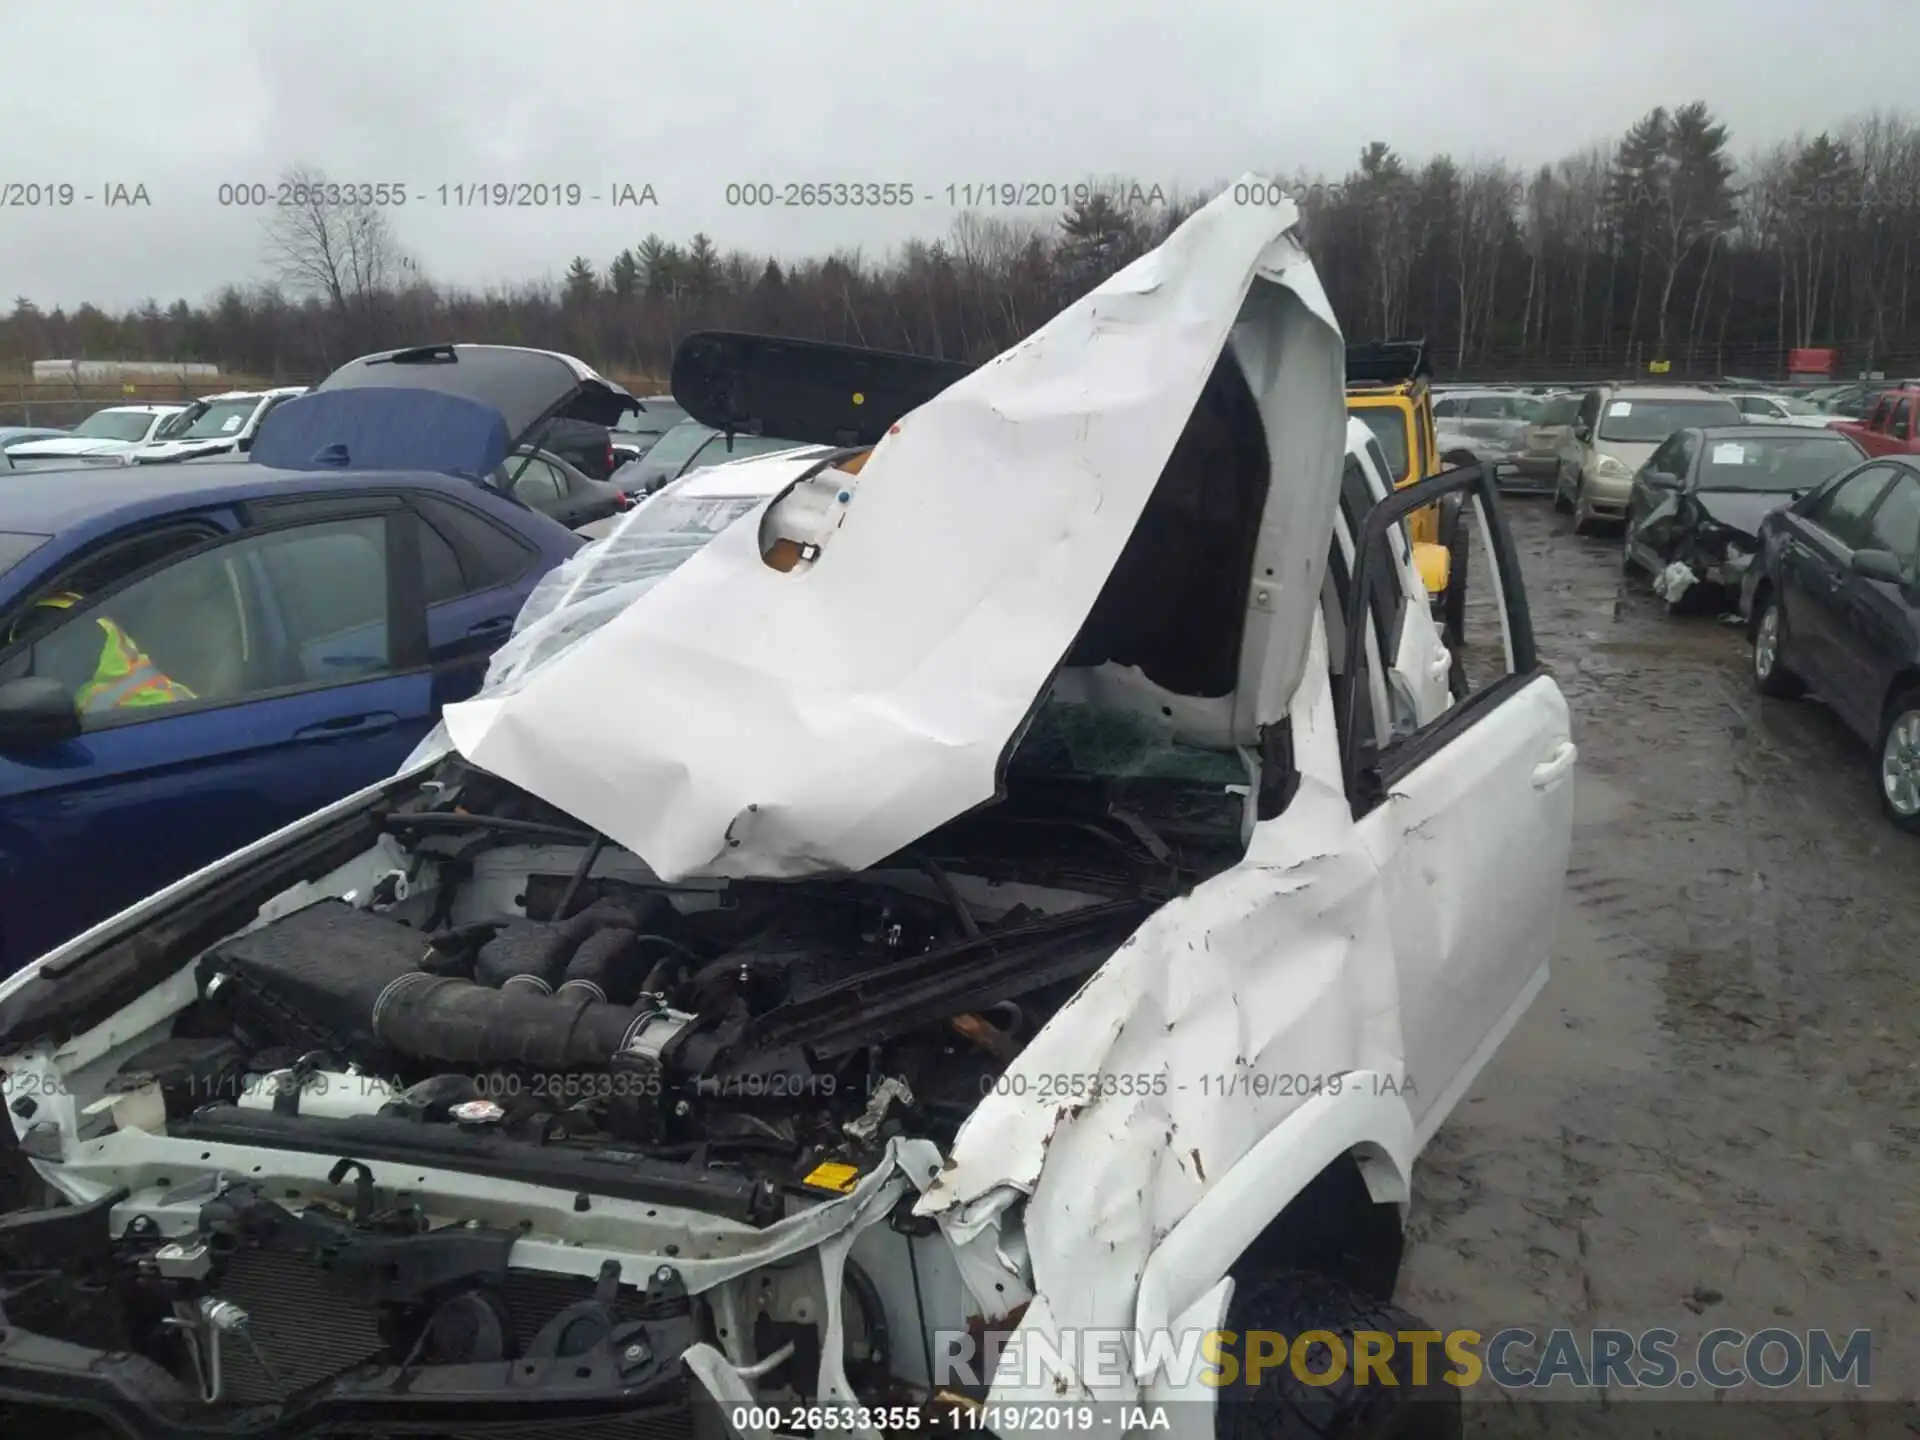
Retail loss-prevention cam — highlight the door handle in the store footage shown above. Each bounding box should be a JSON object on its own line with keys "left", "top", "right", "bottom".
{"left": 467, "top": 615, "right": 513, "bottom": 639}
{"left": 1531, "top": 739, "right": 1578, "bottom": 789}
{"left": 293, "top": 711, "right": 400, "bottom": 741}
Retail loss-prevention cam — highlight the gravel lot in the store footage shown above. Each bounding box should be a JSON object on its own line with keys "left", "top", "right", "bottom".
{"left": 1397, "top": 497, "right": 1920, "bottom": 1420}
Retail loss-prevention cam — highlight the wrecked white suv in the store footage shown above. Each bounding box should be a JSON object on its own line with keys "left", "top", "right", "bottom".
{"left": 0, "top": 182, "right": 1573, "bottom": 1440}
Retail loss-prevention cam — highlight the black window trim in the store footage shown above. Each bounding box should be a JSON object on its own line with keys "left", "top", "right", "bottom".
{"left": 1802, "top": 462, "right": 1902, "bottom": 553}
{"left": 408, "top": 490, "right": 540, "bottom": 597}
{"left": 2, "top": 502, "right": 428, "bottom": 734}
{"left": 1341, "top": 459, "right": 1538, "bottom": 816}
{"left": 4, "top": 518, "right": 231, "bottom": 635}
{"left": 1858, "top": 464, "right": 1920, "bottom": 554}
{"left": 1340, "top": 455, "right": 1406, "bottom": 660}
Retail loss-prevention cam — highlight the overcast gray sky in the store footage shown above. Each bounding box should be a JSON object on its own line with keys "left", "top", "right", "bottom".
{"left": 1, "top": 0, "right": 1907, "bottom": 310}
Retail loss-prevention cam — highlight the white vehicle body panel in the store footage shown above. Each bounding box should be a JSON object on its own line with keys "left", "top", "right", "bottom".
{"left": 5, "top": 404, "right": 186, "bottom": 462}
{"left": 126, "top": 385, "right": 307, "bottom": 461}
{"left": 443, "top": 182, "right": 1345, "bottom": 882}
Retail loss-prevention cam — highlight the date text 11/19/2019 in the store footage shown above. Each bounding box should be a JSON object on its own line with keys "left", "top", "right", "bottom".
{"left": 977, "top": 1071, "right": 1416, "bottom": 1101}
{"left": 728, "top": 1403, "right": 1171, "bottom": 1432}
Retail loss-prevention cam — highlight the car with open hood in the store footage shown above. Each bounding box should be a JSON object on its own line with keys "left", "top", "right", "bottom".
{"left": 127, "top": 387, "right": 309, "bottom": 464}
{"left": 0, "top": 185, "right": 1573, "bottom": 1440}
{"left": 1622, "top": 424, "right": 1867, "bottom": 612}
{"left": 4, "top": 404, "right": 187, "bottom": 469}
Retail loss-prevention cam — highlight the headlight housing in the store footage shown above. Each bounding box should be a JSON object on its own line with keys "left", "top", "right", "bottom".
{"left": 1594, "top": 454, "right": 1633, "bottom": 481}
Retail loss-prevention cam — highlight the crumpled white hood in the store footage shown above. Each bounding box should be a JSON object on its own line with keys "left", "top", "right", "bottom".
{"left": 444, "top": 177, "right": 1340, "bottom": 880}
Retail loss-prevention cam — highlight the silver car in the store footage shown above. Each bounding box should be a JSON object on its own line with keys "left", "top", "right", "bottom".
{"left": 1554, "top": 384, "right": 1744, "bottom": 533}
{"left": 1432, "top": 389, "right": 1540, "bottom": 481}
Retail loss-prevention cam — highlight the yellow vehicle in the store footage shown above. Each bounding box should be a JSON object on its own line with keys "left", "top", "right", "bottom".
{"left": 1343, "top": 339, "right": 1472, "bottom": 643}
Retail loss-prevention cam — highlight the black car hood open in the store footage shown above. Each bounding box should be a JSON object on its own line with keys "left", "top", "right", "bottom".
{"left": 669, "top": 331, "right": 976, "bottom": 448}
{"left": 1693, "top": 488, "right": 1798, "bottom": 539}
{"left": 314, "top": 345, "right": 638, "bottom": 451}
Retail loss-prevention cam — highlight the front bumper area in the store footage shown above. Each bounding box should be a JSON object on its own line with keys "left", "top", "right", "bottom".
{"left": 0, "top": 1187, "right": 704, "bottom": 1439}
{"left": 0, "top": 1326, "right": 699, "bottom": 1440}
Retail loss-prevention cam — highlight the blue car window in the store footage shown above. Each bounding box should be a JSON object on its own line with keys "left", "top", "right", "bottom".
{"left": 23, "top": 516, "right": 394, "bottom": 727}
{"left": 418, "top": 515, "right": 466, "bottom": 603}
{"left": 415, "top": 494, "right": 535, "bottom": 590}
{"left": 249, "top": 519, "right": 390, "bottom": 682}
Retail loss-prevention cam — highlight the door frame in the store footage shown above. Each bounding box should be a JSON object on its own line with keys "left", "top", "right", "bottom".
{"left": 1339, "top": 458, "right": 1538, "bottom": 813}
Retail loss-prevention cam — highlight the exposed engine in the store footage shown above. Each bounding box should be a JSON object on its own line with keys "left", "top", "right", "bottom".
{"left": 0, "top": 757, "right": 1245, "bottom": 1435}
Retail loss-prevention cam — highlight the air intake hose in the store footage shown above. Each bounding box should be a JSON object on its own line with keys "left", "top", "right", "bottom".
{"left": 371, "top": 972, "right": 639, "bottom": 1070}
{"left": 473, "top": 896, "right": 671, "bottom": 994}
{"left": 554, "top": 928, "right": 641, "bottom": 1004}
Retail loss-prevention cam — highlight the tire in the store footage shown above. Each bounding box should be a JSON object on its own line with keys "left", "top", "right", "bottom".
{"left": 1750, "top": 592, "right": 1804, "bottom": 699}
{"left": 1215, "top": 1270, "right": 1462, "bottom": 1440}
{"left": 1877, "top": 686, "right": 1920, "bottom": 833}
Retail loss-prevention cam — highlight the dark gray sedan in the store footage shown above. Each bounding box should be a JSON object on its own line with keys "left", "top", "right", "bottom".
{"left": 1622, "top": 424, "right": 1866, "bottom": 612}
{"left": 498, "top": 447, "right": 631, "bottom": 530}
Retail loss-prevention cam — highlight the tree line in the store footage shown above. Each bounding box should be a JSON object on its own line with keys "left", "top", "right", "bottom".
{"left": 8, "top": 105, "right": 1920, "bottom": 386}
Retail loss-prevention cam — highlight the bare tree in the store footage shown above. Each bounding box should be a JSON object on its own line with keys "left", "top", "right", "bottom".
{"left": 262, "top": 165, "right": 408, "bottom": 339}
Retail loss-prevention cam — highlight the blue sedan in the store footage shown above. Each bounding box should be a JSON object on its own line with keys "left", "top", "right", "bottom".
{"left": 0, "top": 421, "right": 586, "bottom": 972}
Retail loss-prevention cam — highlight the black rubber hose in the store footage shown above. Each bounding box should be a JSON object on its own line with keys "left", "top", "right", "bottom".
{"left": 555, "top": 928, "right": 641, "bottom": 1005}
{"left": 635, "top": 936, "right": 702, "bottom": 997}
{"left": 371, "top": 974, "right": 640, "bottom": 1070}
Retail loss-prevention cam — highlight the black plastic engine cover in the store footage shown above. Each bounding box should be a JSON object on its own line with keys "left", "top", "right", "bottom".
{"left": 199, "top": 899, "right": 429, "bottom": 1066}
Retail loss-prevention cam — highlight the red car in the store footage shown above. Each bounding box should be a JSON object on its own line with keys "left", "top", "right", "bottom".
{"left": 1833, "top": 385, "right": 1920, "bottom": 456}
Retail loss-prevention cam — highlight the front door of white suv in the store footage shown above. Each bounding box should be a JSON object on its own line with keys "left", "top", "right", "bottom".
{"left": 1334, "top": 459, "right": 1575, "bottom": 1144}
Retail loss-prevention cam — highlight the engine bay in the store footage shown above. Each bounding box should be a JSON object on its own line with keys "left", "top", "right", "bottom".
{"left": 0, "top": 753, "right": 1248, "bottom": 1432}
{"left": 115, "top": 755, "right": 1244, "bottom": 1218}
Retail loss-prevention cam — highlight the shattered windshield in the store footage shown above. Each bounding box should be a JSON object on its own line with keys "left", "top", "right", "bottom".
{"left": 400, "top": 489, "right": 768, "bottom": 769}
{"left": 1009, "top": 699, "right": 1249, "bottom": 786}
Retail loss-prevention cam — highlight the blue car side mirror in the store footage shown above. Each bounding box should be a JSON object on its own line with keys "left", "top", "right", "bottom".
{"left": 0, "top": 677, "right": 81, "bottom": 751}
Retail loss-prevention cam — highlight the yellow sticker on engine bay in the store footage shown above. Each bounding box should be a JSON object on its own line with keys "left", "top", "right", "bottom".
{"left": 802, "top": 1161, "right": 861, "bottom": 1193}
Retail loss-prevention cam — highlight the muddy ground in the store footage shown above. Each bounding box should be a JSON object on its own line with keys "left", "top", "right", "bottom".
{"left": 1397, "top": 498, "right": 1920, "bottom": 1424}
